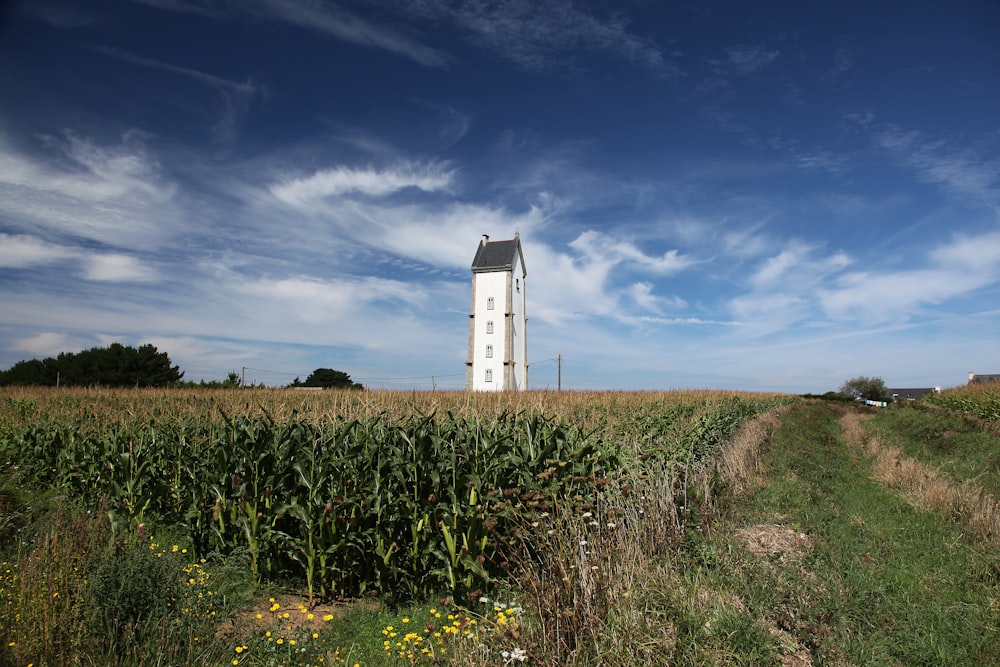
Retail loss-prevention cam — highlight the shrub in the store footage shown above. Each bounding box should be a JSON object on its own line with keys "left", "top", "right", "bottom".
{"left": 88, "top": 538, "right": 182, "bottom": 651}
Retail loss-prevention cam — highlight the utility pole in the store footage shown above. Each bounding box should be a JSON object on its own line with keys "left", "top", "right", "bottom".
{"left": 557, "top": 354, "right": 561, "bottom": 392}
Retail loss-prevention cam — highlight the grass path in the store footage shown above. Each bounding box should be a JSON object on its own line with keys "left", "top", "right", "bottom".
{"left": 670, "top": 401, "right": 1000, "bottom": 665}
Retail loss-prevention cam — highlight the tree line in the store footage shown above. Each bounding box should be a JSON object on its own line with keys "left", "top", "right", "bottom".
{"left": 0, "top": 343, "right": 363, "bottom": 390}
{"left": 0, "top": 343, "right": 184, "bottom": 387}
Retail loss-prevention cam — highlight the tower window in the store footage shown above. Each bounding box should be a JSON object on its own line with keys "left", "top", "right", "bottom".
{"left": 516, "top": 278, "right": 520, "bottom": 292}
{"left": 486, "top": 296, "right": 494, "bottom": 310}
{"left": 485, "top": 369, "right": 493, "bottom": 382}
{"left": 486, "top": 344, "right": 493, "bottom": 358}
{"left": 486, "top": 321, "right": 494, "bottom": 334}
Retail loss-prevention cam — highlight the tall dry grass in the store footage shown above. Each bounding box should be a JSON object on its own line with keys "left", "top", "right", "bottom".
{"left": 841, "top": 411, "right": 999, "bottom": 545}
{"left": 708, "top": 408, "right": 786, "bottom": 499}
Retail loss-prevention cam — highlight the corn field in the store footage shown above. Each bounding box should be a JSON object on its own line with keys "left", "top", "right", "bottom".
{"left": 0, "top": 388, "right": 793, "bottom": 604}
{"left": 925, "top": 383, "right": 1000, "bottom": 421}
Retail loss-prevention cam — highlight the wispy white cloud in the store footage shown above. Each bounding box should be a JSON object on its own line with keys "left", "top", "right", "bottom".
{"left": 406, "top": 99, "right": 473, "bottom": 147}
{"left": 722, "top": 227, "right": 1000, "bottom": 336}
{"left": 270, "top": 162, "right": 454, "bottom": 203}
{"left": 818, "top": 231, "right": 1000, "bottom": 321}
{"left": 0, "top": 130, "right": 178, "bottom": 248}
{"left": 129, "top": 0, "right": 675, "bottom": 76}
{"left": 125, "top": 0, "right": 218, "bottom": 18}
{"left": 522, "top": 230, "right": 698, "bottom": 326}
{"left": 931, "top": 230, "right": 1000, "bottom": 271}
{"left": 18, "top": 2, "right": 100, "bottom": 28}
{"left": 82, "top": 254, "right": 158, "bottom": 282}
{"left": 827, "top": 38, "right": 861, "bottom": 89}
{"left": 870, "top": 124, "right": 1000, "bottom": 208}
{"left": 12, "top": 331, "right": 77, "bottom": 357}
{"left": 766, "top": 136, "right": 847, "bottom": 173}
{"left": 437, "top": 0, "right": 672, "bottom": 76}
{"left": 256, "top": 157, "right": 549, "bottom": 271}
{"left": 569, "top": 231, "right": 696, "bottom": 274}
{"left": 750, "top": 243, "right": 851, "bottom": 288}
{"left": 127, "top": 0, "right": 450, "bottom": 67}
{"left": 0, "top": 130, "right": 169, "bottom": 202}
{"left": 235, "top": 274, "right": 420, "bottom": 321}
{"left": 635, "top": 315, "right": 732, "bottom": 326}
{"left": 0, "top": 233, "right": 158, "bottom": 283}
{"left": 0, "top": 234, "right": 76, "bottom": 268}
{"left": 95, "top": 46, "right": 265, "bottom": 141}
{"left": 256, "top": 0, "right": 450, "bottom": 67}
{"left": 712, "top": 45, "right": 779, "bottom": 75}
{"left": 627, "top": 281, "right": 686, "bottom": 314}
{"left": 726, "top": 292, "right": 808, "bottom": 330}
{"left": 718, "top": 240, "right": 855, "bottom": 336}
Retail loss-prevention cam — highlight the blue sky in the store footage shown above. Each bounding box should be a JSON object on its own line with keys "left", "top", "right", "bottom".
{"left": 1, "top": 0, "right": 998, "bottom": 392}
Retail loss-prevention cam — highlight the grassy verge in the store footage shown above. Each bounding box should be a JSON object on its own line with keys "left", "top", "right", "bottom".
{"left": 665, "top": 401, "right": 1000, "bottom": 665}
{"left": 866, "top": 404, "right": 1000, "bottom": 499}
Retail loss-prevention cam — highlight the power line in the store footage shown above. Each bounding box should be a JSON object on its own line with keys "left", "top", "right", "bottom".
{"left": 241, "top": 366, "right": 305, "bottom": 377}
{"left": 242, "top": 359, "right": 562, "bottom": 388}
{"left": 354, "top": 373, "right": 464, "bottom": 381}
{"left": 240, "top": 365, "right": 466, "bottom": 386}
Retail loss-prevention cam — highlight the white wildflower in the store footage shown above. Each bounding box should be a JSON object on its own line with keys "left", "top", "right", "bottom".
{"left": 502, "top": 647, "right": 528, "bottom": 662}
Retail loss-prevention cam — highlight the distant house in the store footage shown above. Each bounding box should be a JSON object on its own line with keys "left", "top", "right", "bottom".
{"left": 889, "top": 387, "right": 940, "bottom": 402}
{"left": 968, "top": 372, "right": 1000, "bottom": 385}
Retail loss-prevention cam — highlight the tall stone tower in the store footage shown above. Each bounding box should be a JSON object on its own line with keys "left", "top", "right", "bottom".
{"left": 466, "top": 233, "right": 527, "bottom": 391}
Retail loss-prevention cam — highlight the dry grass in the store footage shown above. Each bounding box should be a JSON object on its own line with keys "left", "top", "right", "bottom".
{"left": 841, "top": 411, "right": 1000, "bottom": 545}
{"left": 488, "top": 467, "right": 685, "bottom": 665}
{"left": 735, "top": 524, "right": 812, "bottom": 564}
{"left": 712, "top": 407, "right": 785, "bottom": 498}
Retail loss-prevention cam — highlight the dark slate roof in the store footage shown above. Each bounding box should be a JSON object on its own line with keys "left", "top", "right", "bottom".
{"left": 888, "top": 388, "right": 938, "bottom": 400}
{"left": 471, "top": 235, "right": 526, "bottom": 275}
{"left": 969, "top": 373, "right": 1000, "bottom": 385}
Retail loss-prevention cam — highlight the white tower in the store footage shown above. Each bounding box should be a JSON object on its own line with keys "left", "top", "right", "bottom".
{"left": 466, "top": 233, "right": 527, "bottom": 391}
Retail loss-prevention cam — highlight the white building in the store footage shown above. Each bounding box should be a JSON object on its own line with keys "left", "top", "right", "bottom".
{"left": 466, "top": 233, "right": 527, "bottom": 391}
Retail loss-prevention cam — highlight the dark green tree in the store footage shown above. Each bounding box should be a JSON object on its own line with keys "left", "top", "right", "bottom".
{"left": 839, "top": 376, "right": 890, "bottom": 402}
{"left": 0, "top": 343, "right": 183, "bottom": 387}
{"left": 300, "top": 368, "right": 363, "bottom": 390}
{"left": 0, "top": 358, "right": 59, "bottom": 385}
